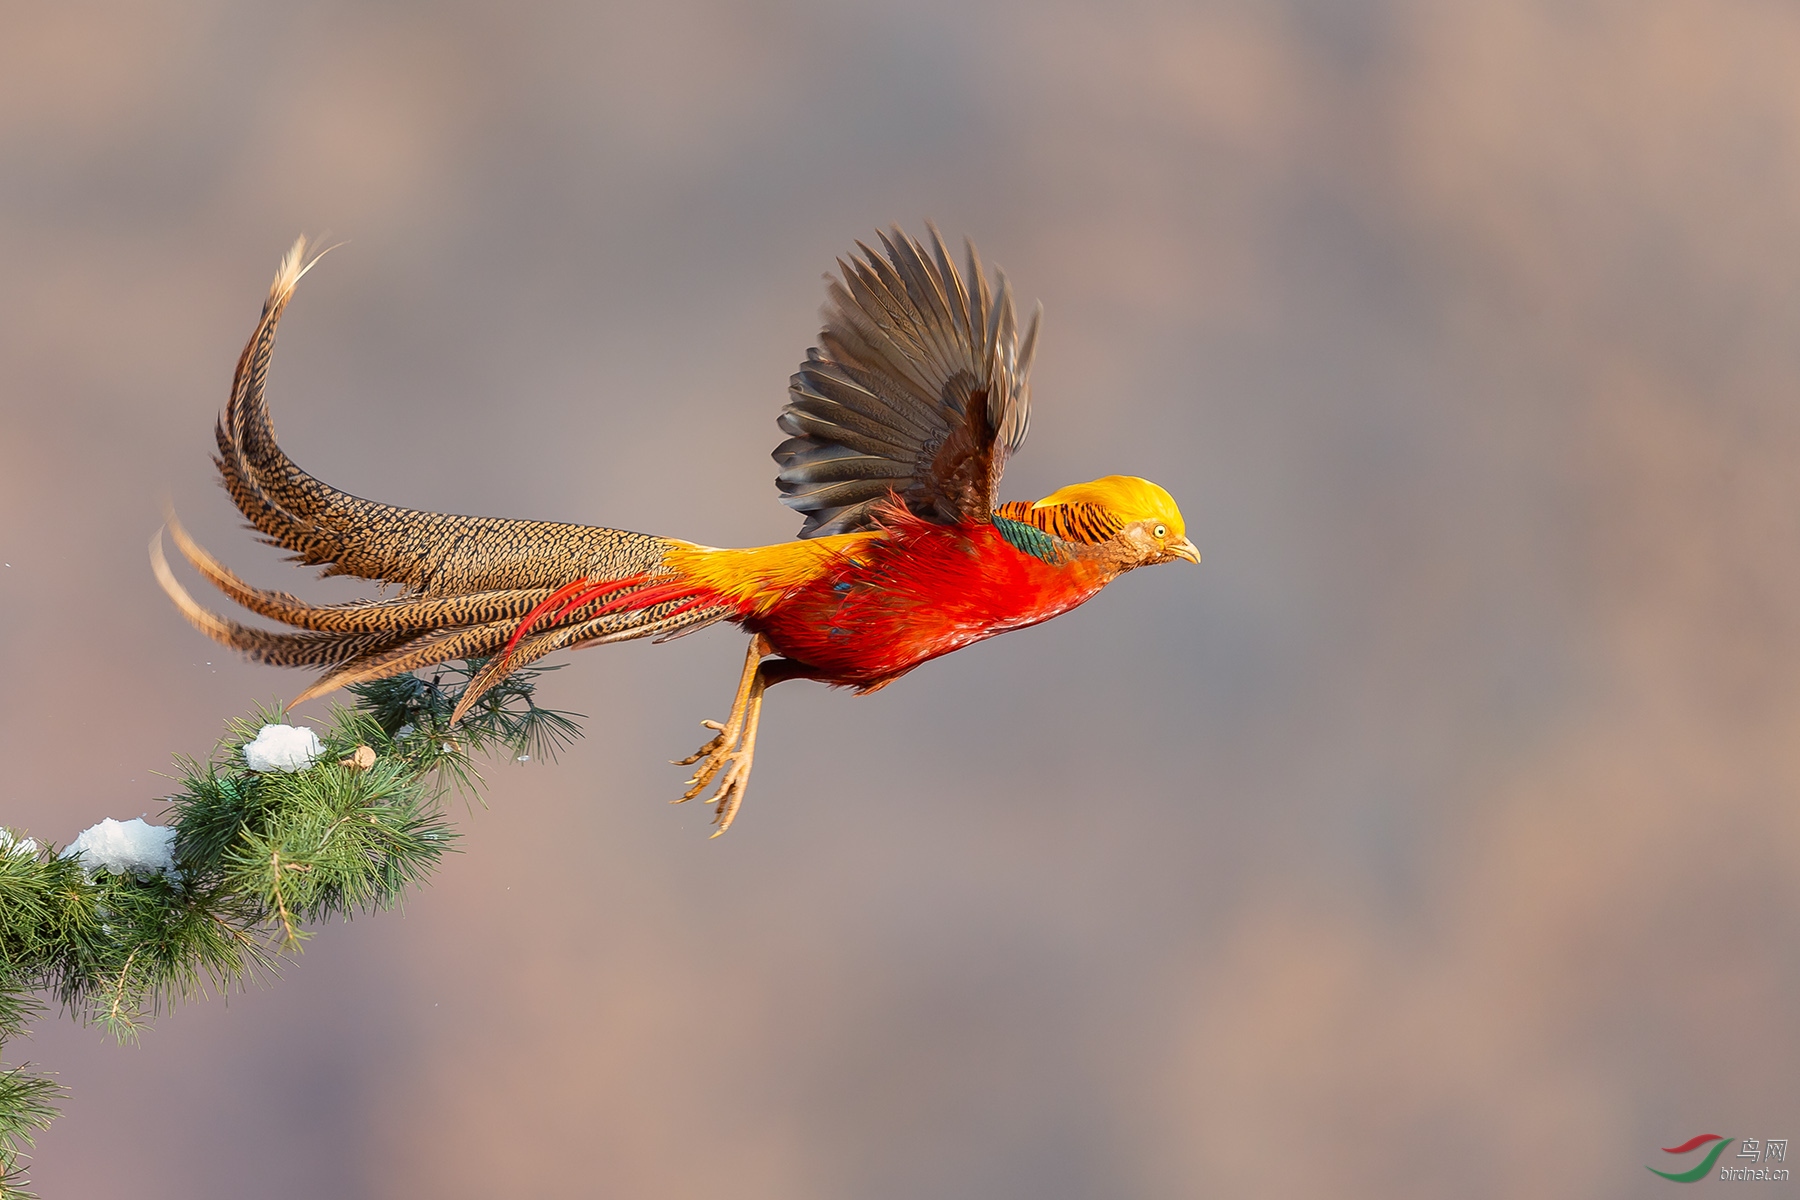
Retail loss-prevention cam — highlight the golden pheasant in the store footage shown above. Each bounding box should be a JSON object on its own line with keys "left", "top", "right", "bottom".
{"left": 155, "top": 227, "right": 1199, "bottom": 834}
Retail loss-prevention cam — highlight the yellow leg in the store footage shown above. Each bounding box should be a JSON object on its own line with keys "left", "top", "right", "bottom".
{"left": 704, "top": 670, "right": 765, "bottom": 837}
{"left": 673, "top": 634, "right": 770, "bottom": 835}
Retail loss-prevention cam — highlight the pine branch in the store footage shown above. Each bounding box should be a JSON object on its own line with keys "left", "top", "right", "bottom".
{"left": 0, "top": 662, "right": 582, "bottom": 1195}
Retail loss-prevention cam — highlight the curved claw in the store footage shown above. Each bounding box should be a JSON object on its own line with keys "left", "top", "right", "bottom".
{"left": 669, "top": 634, "right": 770, "bottom": 836}
{"left": 679, "top": 757, "right": 725, "bottom": 801}
{"left": 705, "top": 756, "right": 753, "bottom": 837}
{"left": 671, "top": 721, "right": 727, "bottom": 766}
{"left": 674, "top": 721, "right": 735, "bottom": 799}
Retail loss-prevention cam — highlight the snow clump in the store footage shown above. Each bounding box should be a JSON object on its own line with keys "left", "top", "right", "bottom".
{"left": 243, "top": 723, "right": 324, "bottom": 772}
{"left": 1, "top": 829, "right": 41, "bottom": 858}
{"left": 60, "top": 818, "right": 177, "bottom": 879}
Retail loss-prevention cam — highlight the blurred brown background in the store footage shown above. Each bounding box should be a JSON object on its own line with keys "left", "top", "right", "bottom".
{"left": 4, "top": 1, "right": 1799, "bottom": 1196}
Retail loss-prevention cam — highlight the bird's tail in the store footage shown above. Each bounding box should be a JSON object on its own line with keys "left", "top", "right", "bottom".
{"left": 216, "top": 237, "right": 671, "bottom": 595}
{"left": 156, "top": 237, "right": 737, "bottom": 717}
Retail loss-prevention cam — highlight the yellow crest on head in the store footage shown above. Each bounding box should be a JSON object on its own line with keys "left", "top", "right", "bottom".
{"left": 1032, "top": 476, "right": 1186, "bottom": 539}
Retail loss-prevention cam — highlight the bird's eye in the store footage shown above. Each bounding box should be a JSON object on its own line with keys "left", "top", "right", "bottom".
{"left": 1153, "top": 524, "right": 1166, "bottom": 539}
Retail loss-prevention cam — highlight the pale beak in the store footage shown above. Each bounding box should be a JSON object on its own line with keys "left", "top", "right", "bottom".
{"left": 1168, "top": 536, "right": 1201, "bottom": 565}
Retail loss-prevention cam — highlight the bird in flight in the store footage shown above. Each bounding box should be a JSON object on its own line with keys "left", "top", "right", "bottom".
{"left": 155, "top": 227, "right": 1199, "bottom": 834}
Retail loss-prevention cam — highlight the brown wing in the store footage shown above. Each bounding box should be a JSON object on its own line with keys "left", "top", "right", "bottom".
{"left": 773, "top": 224, "right": 1041, "bottom": 537}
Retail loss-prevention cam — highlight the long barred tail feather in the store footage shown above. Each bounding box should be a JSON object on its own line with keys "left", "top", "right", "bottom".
{"left": 451, "top": 597, "right": 736, "bottom": 724}
{"left": 152, "top": 530, "right": 426, "bottom": 669}
{"left": 288, "top": 622, "right": 519, "bottom": 706}
{"left": 154, "top": 238, "right": 741, "bottom": 715}
{"left": 166, "top": 514, "right": 558, "bottom": 633}
{"left": 215, "top": 236, "right": 671, "bottom": 596}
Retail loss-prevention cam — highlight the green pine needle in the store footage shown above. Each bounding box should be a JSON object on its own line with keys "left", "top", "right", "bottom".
{"left": 0, "top": 660, "right": 583, "bottom": 1178}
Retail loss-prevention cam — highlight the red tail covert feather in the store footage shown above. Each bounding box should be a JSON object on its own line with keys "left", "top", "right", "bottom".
{"left": 503, "top": 573, "right": 654, "bottom": 659}
{"left": 506, "top": 578, "right": 598, "bottom": 656}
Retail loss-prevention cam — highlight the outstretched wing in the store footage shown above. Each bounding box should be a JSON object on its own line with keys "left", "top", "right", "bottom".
{"left": 773, "top": 224, "right": 1042, "bottom": 537}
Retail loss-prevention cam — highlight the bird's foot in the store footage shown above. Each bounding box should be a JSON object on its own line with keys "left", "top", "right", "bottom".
{"left": 672, "top": 720, "right": 729, "bottom": 769}
{"left": 672, "top": 717, "right": 755, "bottom": 836}
{"left": 674, "top": 717, "right": 738, "bottom": 799}
{"left": 669, "top": 633, "right": 770, "bottom": 837}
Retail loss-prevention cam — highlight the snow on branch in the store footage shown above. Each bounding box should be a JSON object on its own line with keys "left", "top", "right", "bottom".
{"left": 60, "top": 819, "right": 178, "bottom": 881}
{"left": 0, "top": 660, "right": 582, "bottom": 1198}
